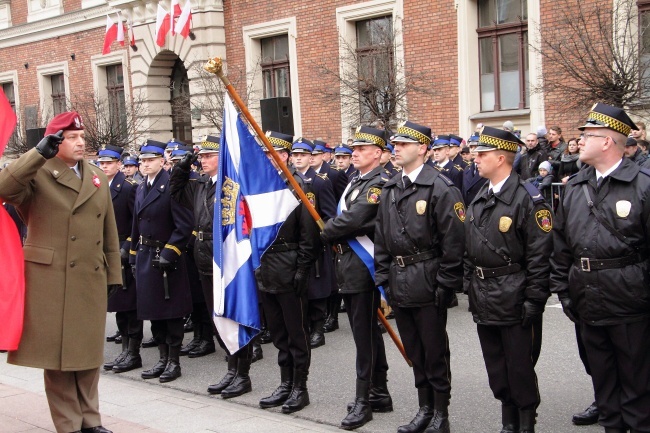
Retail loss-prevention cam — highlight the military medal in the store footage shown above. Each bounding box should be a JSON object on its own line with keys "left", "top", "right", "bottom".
{"left": 499, "top": 216, "right": 513, "bottom": 232}
{"left": 416, "top": 200, "right": 427, "bottom": 215}
{"left": 616, "top": 200, "right": 631, "bottom": 218}
{"left": 351, "top": 189, "right": 360, "bottom": 201}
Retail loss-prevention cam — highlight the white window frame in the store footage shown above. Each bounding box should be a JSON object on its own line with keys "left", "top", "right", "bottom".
{"left": 0, "top": 69, "right": 19, "bottom": 124}
{"left": 243, "top": 17, "right": 301, "bottom": 137}
{"left": 335, "top": 0, "right": 404, "bottom": 141}
{"left": 0, "top": 0, "right": 12, "bottom": 29}
{"left": 27, "top": 0, "right": 63, "bottom": 23}
{"left": 37, "top": 61, "right": 70, "bottom": 122}
{"left": 90, "top": 51, "right": 131, "bottom": 107}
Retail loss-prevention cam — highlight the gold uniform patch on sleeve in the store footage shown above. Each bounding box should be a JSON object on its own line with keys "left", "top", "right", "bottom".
{"left": 367, "top": 187, "right": 381, "bottom": 204}
{"left": 499, "top": 216, "right": 513, "bottom": 232}
{"left": 454, "top": 202, "right": 466, "bottom": 222}
{"left": 535, "top": 209, "right": 552, "bottom": 232}
{"left": 306, "top": 192, "right": 316, "bottom": 207}
{"left": 416, "top": 200, "right": 427, "bottom": 215}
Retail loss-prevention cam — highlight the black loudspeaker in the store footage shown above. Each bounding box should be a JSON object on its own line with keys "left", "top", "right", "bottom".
{"left": 26, "top": 128, "right": 46, "bottom": 148}
{"left": 260, "top": 97, "right": 294, "bottom": 135}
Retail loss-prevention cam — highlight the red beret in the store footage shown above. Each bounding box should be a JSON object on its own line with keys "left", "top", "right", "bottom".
{"left": 44, "top": 111, "right": 84, "bottom": 136}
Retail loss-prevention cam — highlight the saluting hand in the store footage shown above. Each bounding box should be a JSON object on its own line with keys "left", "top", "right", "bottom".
{"left": 35, "top": 130, "right": 64, "bottom": 159}
{"left": 177, "top": 152, "right": 198, "bottom": 171}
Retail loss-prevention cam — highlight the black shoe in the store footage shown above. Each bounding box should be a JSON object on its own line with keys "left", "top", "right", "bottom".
{"left": 208, "top": 356, "right": 238, "bottom": 394}
{"left": 183, "top": 316, "right": 193, "bottom": 332}
{"left": 323, "top": 316, "right": 339, "bottom": 333}
{"left": 500, "top": 405, "right": 519, "bottom": 433}
{"left": 251, "top": 342, "right": 263, "bottom": 363}
{"left": 141, "top": 345, "right": 168, "bottom": 379}
{"left": 221, "top": 356, "right": 252, "bottom": 399}
{"left": 114, "top": 334, "right": 122, "bottom": 344}
{"left": 159, "top": 346, "right": 181, "bottom": 383}
{"left": 81, "top": 427, "right": 112, "bottom": 433}
{"left": 141, "top": 337, "right": 157, "bottom": 348}
{"left": 572, "top": 402, "right": 599, "bottom": 426}
{"left": 106, "top": 330, "right": 120, "bottom": 342}
{"left": 398, "top": 406, "right": 434, "bottom": 433}
{"left": 309, "top": 320, "right": 325, "bottom": 348}
{"left": 188, "top": 340, "right": 216, "bottom": 358}
{"left": 180, "top": 327, "right": 201, "bottom": 356}
{"left": 260, "top": 367, "right": 293, "bottom": 408}
{"left": 341, "top": 379, "right": 372, "bottom": 430}
{"left": 281, "top": 369, "right": 309, "bottom": 414}
{"left": 104, "top": 336, "right": 128, "bottom": 370}
{"left": 424, "top": 392, "right": 450, "bottom": 433}
{"left": 113, "top": 338, "right": 142, "bottom": 373}
{"left": 259, "top": 328, "right": 273, "bottom": 344}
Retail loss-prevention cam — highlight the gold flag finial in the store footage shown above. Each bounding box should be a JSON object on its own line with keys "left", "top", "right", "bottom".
{"left": 204, "top": 57, "right": 224, "bottom": 76}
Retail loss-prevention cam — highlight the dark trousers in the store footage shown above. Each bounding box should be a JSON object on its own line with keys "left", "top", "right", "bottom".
{"left": 477, "top": 323, "right": 539, "bottom": 409}
{"left": 190, "top": 301, "right": 213, "bottom": 338}
{"left": 308, "top": 297, "right": 328, "bottom": 324}
{"left": 327, "top": 292, "right": 342, "bottom": 316}
{"left": 115, "top": 310, "right": 143, "bottom": 340}
{"left": 343, "top": 288, "right": 388, "bottom": 382}
{"left": 531, "top": 316, "right": 543, "bottom": 366}
{"left": 393, "top": 304, "right": 451, "bottom": 394}
{"left": 151, "top": 318, "right": 185, "bottom": 347}
{"left": 260, "top": 291, "right": 311, "bottom": 371}
{"left": 575, "top": 323, "right": 592, "bottom": 376}
{"left": 581, "top": 319, "right": 650, "bottom": 431}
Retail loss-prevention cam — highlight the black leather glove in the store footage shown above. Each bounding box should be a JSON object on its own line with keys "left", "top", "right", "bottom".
{"left": 521, "top": 300, "right": 545, "bottom": 328}
{"left": 177, "top": 152, "right": 198, "bottom": 171}
{"left": 293, "top": 267, "right": 310, "bottom": 296}
{"left": 158, "top": 256, "right": 176, "bottom": 273}
{"left": 107, "top": 284, "right": 121, "bottom": 298}
{"left": 120, "top": 248, "right": 129, "bottom": 264}
{"left": 382, "top": 285, "right": 393, "bottom": 305}
{"left": 131, "top": 265, "right": 137, "bottom": 278}
{"left": 558, "top": 294, "right": 579, "bottom": 323}
{"left": 434, "top": 287, "right": 449, "bottom": 315}
{"left": 35, "top": 130, "right": 64, "bottom": 159}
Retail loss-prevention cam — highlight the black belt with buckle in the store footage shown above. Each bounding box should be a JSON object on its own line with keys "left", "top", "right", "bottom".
{"left": 574, "top": 253, "right": 646, "bottom": 272}
{"left": 196, "top": 231, "right": 213, "bottom": 241}
{"left": 139, "top": 236, "right": 165, "bottom": 248}
{"left": 333, "top": 243, "right": 352, "bottom": 254}
{"left": 475, "top": 263, "right": 522, "bottom": 279}
{"left": 393, "top": 250, "right": 436, "bottom": 268}
{"left": 267, "top": 243, "right": 299, "bottom": 253}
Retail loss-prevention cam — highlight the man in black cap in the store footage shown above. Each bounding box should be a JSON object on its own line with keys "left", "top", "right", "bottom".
{"left": 129, "top": 139, "right": 194, "bottom": 383}
{"left": 465, "top": 126, "right": 553, "bottom": 433}
{"left": 462, "top": 135, "right": 488, "bottom": 206}
{"left": 321, "top": 125, "right": 393, "bottom": 431}
{"left": 375, "top": 121, "right": 465, "bottom": 433}
{"left": 96, "top": 145, "right": 143, "bottom": 374}
{"left": 428, "top": 136, "right": 464, "bottom": 192}
{"left": 623, "top": 137, "right": 650, "bottom": 167}
{"left": 551, "top": 103, "right": 650, "bottom": 433}
{"left": 255, "top": 131, "right": 320, "bottom": 413}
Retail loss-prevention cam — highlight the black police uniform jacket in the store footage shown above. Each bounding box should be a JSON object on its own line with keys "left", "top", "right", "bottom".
{"left": 301, "top": 167, "right": 337, "bottom": 300}
{"left": 129, "top": 169, "right": 194, "bottom": 320}
{"left": 550, "top": 158, "right": 650, "bottom": 325}
{"left": 464, "top": 174, "right": 553, "bottom": 325}
{"left": 428, "top": 159, "right": 464, "bottom": 193}
{"left": 452, "top": 153, "right": 468, "bottom": 170}
{"left": 321, "top": 165, "right": 388, "bottom": 294}
{"left": 257, "top": 170, "right": 320, "bottom": 294}
{"left": 462, "top": 162, "right": 488, "bottom": 206}
{"left": 108, "top": 171, "right": 138, "bottom": 312}
{"left": 318, "top": 163, "right": 348, "bottom": 202}
{"left": 383, "top": 160, "right": 401, "bottom": 178}
{"left": 374, "top": 164, "right": 466, "bottom": 307}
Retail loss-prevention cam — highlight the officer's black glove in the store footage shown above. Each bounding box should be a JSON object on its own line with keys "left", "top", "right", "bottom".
{"left": 157, "top": 256, "right": 176, "bottom": 273}
{"left": 177, "top": 152, "right": 198, "bottom": 171}
{"left": 120, "top": 248, "right": 129, "bottom": 264}
{"left": 293, "top": 267, "right": 310, "bottom": 296}
{"left": 35, "top": 130, "right": 64, "bottom": 159}
{"left": 434, "top": 287, "right": 450, "bottom": 315}
{"left": 521, "top": 300, "right": 544, "bottom": 328}
{"left": 131, "top": 265, "right": 137, "bottom": 278}
{"left": 381, "top": 285, "right": 393, "bottom": 305}
{"left": 107, "top": 284, "right": 121, "bottom": 298}
{"left": 558, "top": 294, "right": 579, "bottom": 323}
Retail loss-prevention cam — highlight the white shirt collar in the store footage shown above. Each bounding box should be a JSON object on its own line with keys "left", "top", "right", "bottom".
{"left": 437, "top": 158, "right": 449, "bottom": 167}
{"left": 211, "top": 174, "right": 218, "bottom": 184}
{"left": 489, "top": 175, "right": 510, "bottom": 194}
{"left": 402, "top": 163, "right": 424, "bottom": 184}
{"left": 595, "top": 158, "right": 623, "bottom": 181}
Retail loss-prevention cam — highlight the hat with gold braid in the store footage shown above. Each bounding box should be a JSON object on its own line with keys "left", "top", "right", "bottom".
{"left": 351, "top": 126, "right": 387, "bottom": 150}
{"left": 390, "top": 121, "right": 432, "bottom": 146}
{"left": 198, "top": 135, "right": 220, "bottom": 154}
{"left": 265, "top": 131, "right": 293, "bottom": 152}
{"left": 475, "top": 126, "right": 523, "bottom": 153}
{"left": 578, "top": 102, "right": 638, "bottom": 136}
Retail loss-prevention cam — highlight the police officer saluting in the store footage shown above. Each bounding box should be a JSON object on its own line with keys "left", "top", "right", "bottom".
{"left": 465, "top": 126, "right": 552, "bottom": 433}
{"left": 321, "top": 126, "right": 393, "bottom": 430}
{"left": 551, "top": 103, "right": 650, "bottom": 433}
{"left": 129, "top": 140, "right": 194, "bottom": 383}
{"left": 375, "top": 121, "right": 465, "bottom": 433}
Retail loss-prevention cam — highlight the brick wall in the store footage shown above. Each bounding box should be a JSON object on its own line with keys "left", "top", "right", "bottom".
{"left": 10, "top": 0, "right": 28, "bottom": 26}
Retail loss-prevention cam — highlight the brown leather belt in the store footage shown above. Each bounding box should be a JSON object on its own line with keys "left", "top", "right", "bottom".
{"left": 573, "top": 253, "right": 646, "bottom": 272}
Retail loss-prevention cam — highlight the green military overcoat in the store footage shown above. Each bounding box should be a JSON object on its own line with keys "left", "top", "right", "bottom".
{"left": 0, "top": 149, "right": 121, "bottom": 371}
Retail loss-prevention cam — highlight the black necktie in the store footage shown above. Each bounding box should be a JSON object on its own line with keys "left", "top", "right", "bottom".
{"left": 403, "top": 177, "right": 412, "bottom": 190}
{"left": 147, "top": 182, "right": 152, "bottom": 191}
{"left": 207, "top": 179, "right": 214, "bottom": 189}
{"left": 487, "top": 188, "right": 494, "bottom": 200}
{"left": 596, "top": 176, "right": 603, "bottom": 190}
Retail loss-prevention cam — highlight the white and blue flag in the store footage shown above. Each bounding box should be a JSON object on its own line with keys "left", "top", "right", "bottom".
{"left": 213, "top": 94, "right": 299, "bottom": 355}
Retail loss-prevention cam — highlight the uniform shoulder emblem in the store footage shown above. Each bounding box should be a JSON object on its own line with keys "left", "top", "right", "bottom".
{"left": 535, "top": 209, "right": 553, "bottom": 233}
{"left": 316, "top": 173, "right": 328, "bottom": 179}
{"left": 454, "top": 164, "right": 464, "bottom": 172}
{"left": 367, "top": 187, "right": 382, "bottom": 204}
{"left": 437, "top": 173, "right": 455, "bottom": 187}
{"left": 125, "top": 178, "right": 138, "bottom": 185}
{"left": 306, "top": 192, "right": 316, "bottom": 207}
{"left": 522, "top": 181, "right": 545, "bottom": 205}
{"left": 454, "top": 202, "right": 466, "bottom": 222}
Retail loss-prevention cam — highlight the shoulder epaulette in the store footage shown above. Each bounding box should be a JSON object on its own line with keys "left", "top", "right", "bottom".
{"left": 639, "top": 167, "right": 650, "bottom": 177}
{"left": 522, "top": 181, "right": 545, "bottom": 205}
{"left": 125, "top": 178, "right": 138, "bottom": 185}
{"left": 316, "top": 173, "right": 328, "bottom": 179}
{"left": 380, "top": 176, "right": 390, "bottom": 182}
{"left": 454, "top": 164, "right": 464, "bottom": 171}
{"left": 189, "top": 178, "right": 198, "bottom": 181}
{"left": 437, "top": 173, "right": 455, "bottom": 187}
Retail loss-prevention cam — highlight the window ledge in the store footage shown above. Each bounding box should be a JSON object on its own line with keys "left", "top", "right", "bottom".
{"left": 469, "top": 108, "right": 530, "bottom": 120}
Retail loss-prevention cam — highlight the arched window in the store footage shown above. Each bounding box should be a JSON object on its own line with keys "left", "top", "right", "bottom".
{"left": 170, "top": 58, "right": 192, "bottom": 143}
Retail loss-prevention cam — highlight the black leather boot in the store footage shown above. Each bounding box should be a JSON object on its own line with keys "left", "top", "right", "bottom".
{"left": 519, "top": 409, "right": 536, "bottom": 433}
{"left": 323, "top": 315, "right": 339, "bottom": 333}
{"left": 397, "top": 388, "right": 434, "bottom": 433}
{"left": 207, "top": 355, "right": 237, "bottom": 394}
{"left": 141, "top": 344, "right": 168, "bottom": 379}
{"left": 180, "top": 327, "right": 201, "bottom": 356}
{"left": 106, "top": 330, "right": 120, "bottom": 342}
{"left": 183, "top": 316, "right": 193, "bottom": 332}
{"left": 114, "top": 334, "right": 122, "bottom": 344}
{"left": 260, "top": 366, "right": 293, "bottom": 408}
{"left": 221, "top": 355, "right": 252, "bottom": 399}
{"left": 104, "top": 336, "right": 128, "bottom": 370}
{"left": 572, "top": 402, "right": 598, "bottom": 425}
{"left": 141, "top": 337, "right": 157, "bottom": 348}
{"left": 309, "top": 320, "right": 325, "bottom": 348}
{"left": 424, "top": 392, "right": 450, "bottom": 433}
{"left": 500, "top": 405, "right": 519, "bottom": 433}
{"left": 113, "top": 338, "right": 142, "bottom": 373}
{"left": 188, "top": 339, "right": 216, "bottom": 358}
{"left": 340, "top": 379, "right": 373, "bottom": 430}
{"left": 369, "top": 371, "right": 393, "bottom": 412}
{"left": 282, "top": 369, "right": 310, "bottom": 413}
{"left": 159, "top": 345, "right": 182, "bottom": 383}
{"left": 251, "top": 340, "right": 264, "bottom": 363}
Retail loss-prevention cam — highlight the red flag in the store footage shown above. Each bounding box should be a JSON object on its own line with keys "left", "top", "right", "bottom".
{"left": 155, "top": 4, "right": 171, "bottom": 47}
{"left": 174, "top": 1, "right": 192, "bottom": 39}
{"left": 102, "top": 15, "right": 118, "bottom": 54}
{"left": 0, "top": 87, "right": 24, "bottom": 351}
{"left": 171, "top": 0, "right": 182, "bottom": 35}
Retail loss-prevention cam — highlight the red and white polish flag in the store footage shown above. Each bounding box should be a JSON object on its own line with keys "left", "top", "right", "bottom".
{"left": 174, "top": 1, "right": 192, "bottom": 39}
{"left": 155, "top": 3, "right": 171, "bottom": 47}
{"left": 102, "top": 15, "right": 118, "bottom": 54}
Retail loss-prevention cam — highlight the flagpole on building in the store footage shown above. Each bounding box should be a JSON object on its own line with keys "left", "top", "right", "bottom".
{"left": 204, "top": 57, "right": 411, "bottom": 368}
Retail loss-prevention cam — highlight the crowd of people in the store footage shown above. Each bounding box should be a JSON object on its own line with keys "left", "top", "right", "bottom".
{"left": 1, "top": 102, "right": 650, "bottom": 433}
